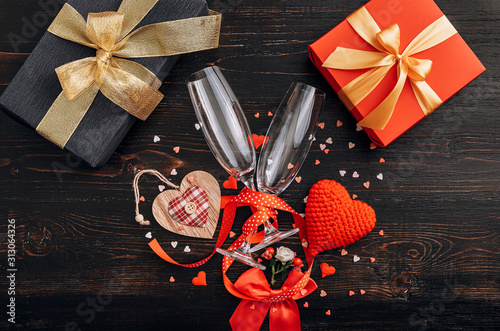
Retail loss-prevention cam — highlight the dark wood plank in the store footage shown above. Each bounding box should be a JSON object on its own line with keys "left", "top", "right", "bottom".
{"left": 0, "top": 0, "right": 499, "bottom": 330}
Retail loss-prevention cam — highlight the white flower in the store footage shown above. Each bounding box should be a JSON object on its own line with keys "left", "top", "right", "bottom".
{"left": 275, "top": 246, "right": 294, "bottom": 263}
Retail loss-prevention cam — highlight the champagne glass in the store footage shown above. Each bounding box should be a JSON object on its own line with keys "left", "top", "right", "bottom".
{"left": 186, "top": 66, "right": 265, "bottom": 270}
{"left": 249, "top": 82, "right": 325, "bottom": 253}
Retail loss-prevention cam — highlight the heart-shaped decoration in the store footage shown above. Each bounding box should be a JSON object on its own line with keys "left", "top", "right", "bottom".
{"left": 152, "top": 171, "right": 221, "bottom": 239}
{"left": 305, "top": 180, "right": 376, "bottom": 257}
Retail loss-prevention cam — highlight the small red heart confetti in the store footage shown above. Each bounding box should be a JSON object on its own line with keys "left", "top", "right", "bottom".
{"left": 187, "top": 176, "right": 194, "bottom": 183}
{"left": 337, "top": 120, "right": 343, "bottom": 127}
{"left": 173, "top": 146, "right": 180, "bottom": 153}
{"left": 301, "top": 289, "right": 307, "bottom": 295}
{"left": 318, "top": 122, "right": 325, "bottom": 129}
{"left": 287, "top": 163, "right": 294, "bottom": 169}
{"left": 179, "top": 225, "right": 185, "bottom": 231}
{"left": 320, "top": 290, "right": 327, "bottom": 297}
{"left": 139, "top": 196, "right": 145, "bottom": 202}
{"left": 352, "top": 194, "right": 358, "bottom": 199}
{"left": 268, "top": 111, "right": 273, "bottom": 117}
{"left": 169, "top": 276, "right": 175, "bottom": 282}
{"left": 319, "top": 144, "right": 326, "bottom": 151}
{"left": 192, "top": 271, "right": 207, "bottom": 286}
{"left": 250, "top": 304, "right": 255, "bottom": 310}
{"left": 379, "top": 230, "right": 384, "bottom": 236}
{"left": 223, "top": 176, "right": 238, "bottom": 190}
{"left": 272, "top": 308, "right": 278, "bottom": 313}
{"left": 257, "top": 258, "right": 263, "bottom": 263}
{"left": 370, "top": 257, "right": 376, "bottom": 263}
{"left": 360, "top": 289, "right": 366, "bottom": 295}
{"left": 363, "top": 181, "right": 370, "bottom": 189}
{"left": 315, "top": 160, "right": 320, "bottom": 165}
{"left": 303, "top": 302, "right": 309, "bottom": 308}
{"left": 229, "top": 231, "right": 236, "bottom": 238}
{"left": 324, "top": 149, "right": 330, "bottom": 154}
{"left": 254, "top": 113, "right": 260, "bottom": 118}
{"left": 252, "top": 134, "right": 266, "bottom": 149}
{"left": 349, "top": 142, "right": 355, "bottom": 149}
{"left": 370, "top": 143, "right": 377, "bottom": 149}
{"left": 379, "top": 158, "right": 385, "bottom": 163}
{"left": 320, "top": 263, "right": 336, "bottom": 278}
{"left": 325, "top": 310, "right": 331, "bottom": 315}
{"left": 349, "top": 291, "right": 355, "bottom": 296}
{"left": 295, "top": 176, "right": 302, "bottom": 183}
{"left": 341, "top": 249, "right": 348, "bottom": 256}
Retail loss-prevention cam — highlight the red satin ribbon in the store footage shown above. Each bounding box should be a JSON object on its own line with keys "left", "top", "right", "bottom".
{"left": 148, "top": 187, "right": 317, "bottom": 330}
{"left": 230, "top": 268, "right": 317, "bottom": 331}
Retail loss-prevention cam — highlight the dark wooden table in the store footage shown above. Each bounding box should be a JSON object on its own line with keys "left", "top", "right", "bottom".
{"left": 0, "top": 0, "right": 498, "bottom": 330}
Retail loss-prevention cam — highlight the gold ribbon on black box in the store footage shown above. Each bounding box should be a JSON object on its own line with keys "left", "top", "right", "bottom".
{"left": 36, "top": 0, "right": 221, "bottom": 148}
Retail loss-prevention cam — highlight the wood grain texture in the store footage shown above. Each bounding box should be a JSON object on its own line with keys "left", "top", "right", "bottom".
{"left": 0, "top": 0, "right": 499, "bottom": 330}
{"left": 152, "top": 171, "right": 221, "bottom": 239}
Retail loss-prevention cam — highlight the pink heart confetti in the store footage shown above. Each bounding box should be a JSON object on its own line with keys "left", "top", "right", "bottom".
{"left": 303, "top": 302, "right": 309, "bottom": 308}
{"left": 268, "top": 111, "right": 273, "bottom": 116}
{"left": 326, "top": 137, "right": 333, "bottom": 144}
{"left": 318, "top": 122, "right": 325, "bottom": 129}
{"left": 379, "top": 158, "right": 386, "bottom": 163}
{"left": 170, "top": 169, "right": 177, "bottom": 176}
{"left": 319, "top": 144, "right": 326, "bottom": 151}
{"left": 326, "top": 310, "right": 331, "bottom": 315}
{"left": 169, "top": 276, "right": 175, "bottom": 282}
{"left": 352, "top": 171, "right": 359, "bottom": 178}
{"left": 250, "top": 304, "right": 255, "bottom": 310}
{"left": 363, "top": 181, "right": 370, "bottom": 189}
{"left": 336, "top": 120, "right": 343, "bottom": 127}
{"left": 173, "top": 146, "right": 180, "bottom": 153}
{"left": 349, "top": 291, "right": 355, "bottom": 296}
{"left": 360, "top": 289, "right": 366, "bottom": 295}
{"left": 352, "top": 194, "right": 358, "bottom": 199}
{"left": 349, "top": 142, "right": 355, "bottom": 149}
{"left": 229, "top": 231, "right": 236, "bottom": 238}
{"left": 324, "top": 149, "right": 330, "bottom": 154}
{"left": 370, "top": 257, "right": 376, "bottom": 263}
{"left": 287, "top": 163, "right": 294, "bottom": 169}
{"left": 303, "top": 196, "right": 308, "bottom": 203}
{"left": 370, "top": 143, "right": 377, "bottom": 150}
{"left": 158, "top": 185, "right": 165, "bottom": 192}
{"left": 356, "top": 125, "right": 363, "bottom": 131}
{"left": 187, "top": 176, "right": 194, "bottom": 183}
{"left": 139, "top": 196, "right": 145, "bottom": 202}
{"left": 295, "top": 176, "right": 302, "bottom": 183}
{"left": 171, "top": 241, "right": 178, "bottom": 248}
{"left": 315, "top": 160, "right": 320, "bottom": 165}
{"left": 254, "top": 113, "right": 260, "bottom": 118}
{"left": 379, "top": 230, "right": 384, "bottom": 236}
{"left": 341, "top": 249, "right": 348, "bottom": 256}
{"left": 301, "top": 289, "right": 307, "bottom": 295}
{"left": 272, "top": 308, "right": 278, "bottom": 313}
{"left": 320, "top": 290, "right": 327, "bottom": 297}
{"left": 302, "top": 241, "right": 309, "bottom": 248}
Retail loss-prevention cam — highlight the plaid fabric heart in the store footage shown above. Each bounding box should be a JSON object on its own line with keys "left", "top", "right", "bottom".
{"left": 168, "top": 186, "right": 209, "bottom": 228}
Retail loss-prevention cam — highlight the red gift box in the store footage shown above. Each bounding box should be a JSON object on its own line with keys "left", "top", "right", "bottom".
{"left": 308, "top": 0, "right": 485, "bottom": 147}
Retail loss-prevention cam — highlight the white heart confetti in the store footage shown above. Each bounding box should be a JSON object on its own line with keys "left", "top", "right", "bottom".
{"left": 302, "top": 241, "right": 309, "bottom": 248}
{"left": 145, "top": 232, "right": 152, "bottom": 239}
{"left": 319, "top": 144, "right": 326, "bottom": 151}
{"left": 268, "top": 159, "right": 273, "bottom": 165}
{"left": 339, "top": 170, "right": 346, "bottom": 177}
{"left": 301, "top": 289, "right": 307, "bottom": 295}
{"left": 194, "top": 123, "right": 201, "bottom": 130}
{"left": 158, "top": 185, "right": 165, "bottom": 192}
{"left": 326, "top": 137, "right": 333, "bottom": 144}
{"left": 377, "top": 173, "right": 384, "bottom": 180}
{"left": 308, "top": 134, "right": 313, "bottom": 140}
{"left": 299, "top": 213, "right": 305, "bottom": 218}
{"left": 303, "top": 196, "right": 308, "bottom": 203}
{"left": 184, "top": 245, "right": 191, "bottom": 253}
{"left": 356, "top": 125, "right": 363, "bottom": 131}
{"left": 349, "top": 142, "right": 355, "bottom": 149}
{"left": 153, "top": 135, "right": 160, "bottom": 143}
{"left": 171, "top": 241, "right": 178, "bottom": 248}
{"left": 352, "top": 171, "right": 359, "bottom": 178}
{"left": 353, "top": 255, "right": 360, "bottom": 262}
{"left": 170, "top": 169, "right": 177, "bottom": 176}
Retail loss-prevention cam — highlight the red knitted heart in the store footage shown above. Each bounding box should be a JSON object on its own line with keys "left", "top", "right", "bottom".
{"left": 305, "top": 180, "right": 376, "bottom": 257}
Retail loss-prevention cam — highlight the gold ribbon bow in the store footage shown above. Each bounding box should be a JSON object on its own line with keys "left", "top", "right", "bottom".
{"left": 36, "top": 0, "right": 221, "bottom": 148}
{"left": 323, "top": 6, "right": 457, "bottom": 130}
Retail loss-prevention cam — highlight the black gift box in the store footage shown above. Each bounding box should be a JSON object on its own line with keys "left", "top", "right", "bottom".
{"left": 0, "top": 0, "right": 209, "bottom": 167}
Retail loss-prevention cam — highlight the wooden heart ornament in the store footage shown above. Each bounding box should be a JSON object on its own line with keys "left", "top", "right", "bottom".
{"left": 152, "top": 171, "right": 221, "bottom": 239}
{"left": 305, "top": 180, "right": 376, "bottom": 257}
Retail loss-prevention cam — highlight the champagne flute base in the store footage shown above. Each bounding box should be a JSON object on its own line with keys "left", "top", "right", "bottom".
{"left": 216, "top": 248, "right": 266, "bottom": 270}
{"left": 249, "top": 228, "right": 300, "bottom": 253}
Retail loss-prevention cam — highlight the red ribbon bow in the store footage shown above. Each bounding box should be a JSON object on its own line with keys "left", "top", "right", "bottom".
{"left": 230, "top": 268, "right": 317, "bottom": 331}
